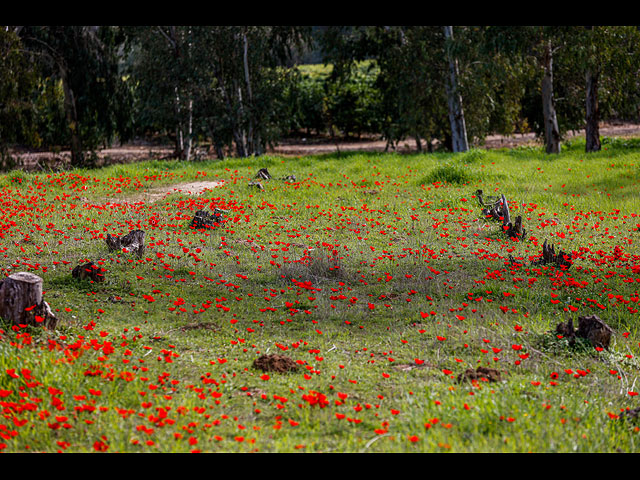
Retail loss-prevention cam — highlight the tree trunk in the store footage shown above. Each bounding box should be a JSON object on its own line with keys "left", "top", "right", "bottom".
{"left": 585, "top": 68, "right": 601, "bottom": 152}
{"left": 235, "top": 84, "right": 248, "bottom": 157}
{"left": 243, "top": 31, "right": 260, "bottom": 156}
{"left": 443, "top": 26, "right": 469, "bottom": 153}
{"left": 173, "top": 86, "right": 184, "bottom": 159}
{"left": 0, "top": 272, "right": 57, "bottom": 329}
{"left": 541, "top": 41, "right": 561, "bottom": 154}
{"left": 415, "top": 134, "right": 423, "bottom": 153}
{"left": 61, "top": 67, "right": 84, "bottom": 166}
{"left": 184, "top": 97, "right": 193, "bottom": 161}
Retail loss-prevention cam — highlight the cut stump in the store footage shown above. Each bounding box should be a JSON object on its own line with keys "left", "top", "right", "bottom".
{"left": 72, "top": 262, "right": 105, "bottom": 283}
{"left": 532, "top": 240, "right": 572, "bottom": 269}
{"left": 556, "top": 314, "right": 613, "bottom": 349}
{"left": 189, "top": 209, "right": 224, "bottom": 230}
{"left": 105, "top": 229, "right": 145, "bottom": 257}
{"left": 0, "top": 272, "right": 57, "bottom": 329}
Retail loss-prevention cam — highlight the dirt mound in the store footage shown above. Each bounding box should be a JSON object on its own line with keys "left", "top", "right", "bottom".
{"left": 253, "top": 354, "right": 299, "bottom": 373}
{"left": 457, "top": 366, "right": 502, "bottom": 383}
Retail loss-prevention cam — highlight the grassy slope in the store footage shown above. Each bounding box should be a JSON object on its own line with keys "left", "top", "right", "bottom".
{"left": 0, "top": 137, "right": 639, "bottom": 452}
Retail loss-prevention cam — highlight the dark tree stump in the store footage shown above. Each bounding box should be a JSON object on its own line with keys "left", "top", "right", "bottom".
{"left": 556, "top": 314, "right": 613, "bottom": 349}
{"left": 532, "top": 240, "right": 572, "bottom": 269}
{"left": 72, "top": 262, "right": 105, "bottom": 283}
{"left": 0, "top": 272, "right": 57, "bottom": 329}
{"left": 576, "top": 314, "right": 613, "bottom": 349}
{"left": 189, "top": 209, "right": 224, "bottom": 230}
{"left": 505, "top": 215, "right": 527, "bottom": 241}
{"left": 105, "top": 229, "right": 145, "bottom": 257}
{"left": 255, "top": 168, "right": 271, "bottom": 180}
{"left": 476, "top": 190, "right": 510, "bottom": 225}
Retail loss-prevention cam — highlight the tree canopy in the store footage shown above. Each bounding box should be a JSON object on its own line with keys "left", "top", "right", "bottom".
{"left": 2, "top": 25, "right": 640, "bottom": 166}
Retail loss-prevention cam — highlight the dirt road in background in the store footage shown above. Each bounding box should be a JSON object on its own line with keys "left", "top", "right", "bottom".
{"left": 9, "top": 122, "right": 640, "bottom": 171}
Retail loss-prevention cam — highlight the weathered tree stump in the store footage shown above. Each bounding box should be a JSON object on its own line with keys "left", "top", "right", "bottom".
{"left": 0, "top": 272, "right": 57, "bottom": 329}
{"left": 556, "top": 314, "right": 613, "bottom": 349}
{"left": 255, "top": 168, "right": 271, "bottom": 180}
{"left": 504, "top": 215, "right": 527, "bottom": 241}
{"left": 532, "top": 240, "right": 572, "bottom": 269}
{"left": 105, "top": 229, "right": 145, "bottom": 257}
{"left": 476, "top": 190, "right": 510, "bottom": 224}
{"left": 189, "top": 209, "right": 224, "bottom": 230}
{"left": 72, "top": 262, "right": 105, "bottom": 283}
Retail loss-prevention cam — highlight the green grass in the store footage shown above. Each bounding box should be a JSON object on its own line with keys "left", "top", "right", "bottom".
{"left": 0, "top": 139, "right": 639, "bottom": 452}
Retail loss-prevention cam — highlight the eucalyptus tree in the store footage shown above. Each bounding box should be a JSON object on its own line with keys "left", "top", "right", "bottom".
{"left": 321, "top": 26, "right": 528, "bottom": 152}
{"left": 481, "top": 26, "right": 574, "bottom": 154}
{"left": 0, "top": 27, "right": 38, "bottom": 164}
{"left": 562, "top": 26, "right": 640, "bottom": 152}
{"left": 126, "top": 26, "right": 200, "bottom": 160}
{"left": 17, "top": 26, "right": 133, "bottom": 166}
{"left": 129, "top": 26, "right": 310, "bottom": 159}
{"left": 443, "top": 26, "right": 469, "bottom": 152}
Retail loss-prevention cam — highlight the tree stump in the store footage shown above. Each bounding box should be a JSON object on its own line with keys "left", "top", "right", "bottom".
{"left": 0, "top": 272, "right": 57, "bottom": 329}
{"left": 105, "top": 229, "right": 145, "bottom": 257}
{"left": 576, "top": 314, "right": 613, "bottom": 349}
{"left": 532, "top": 240, "right": 572, "bottom": 269}
{"left": 556, "top": 314, "right": 613, "bottom": 349}
{"left": 72, "top": 262, "right": 105, "bottom": 283}
{"left": 505, "top": 215, "right": 527, "bottom": 241}
{"left": 476, "top": 190, "right": 510, "bottom": 224}
{"left": 189, "top": 209, "right": 224, "bottom": 230}
{"left": 255, "top": 168, "right": 271, "bottom": 180}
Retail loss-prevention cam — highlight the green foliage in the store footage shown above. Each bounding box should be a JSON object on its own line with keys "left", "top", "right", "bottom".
{"left": 5, "top": 25, "right": 640, "bottom": 164}
{"left": 421, "top": 161, "right": 473, "bottom": 185}
{"left": 0, "top": 28, "right": 39, "bottom": 153}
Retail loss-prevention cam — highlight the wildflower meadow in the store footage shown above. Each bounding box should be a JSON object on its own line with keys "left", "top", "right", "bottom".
{"left": 1, "top": 139, "right": 639, "bottom": 453}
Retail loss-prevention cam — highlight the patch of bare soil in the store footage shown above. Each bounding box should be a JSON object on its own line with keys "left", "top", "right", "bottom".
{"left": 252, "top": 354, "right": 299, "bottom": 373}
{"left": 457, "top": 366, "right": 503, "bottom": 384}
{"left": 145, "top": 181, "right": 225, "bottom": 199}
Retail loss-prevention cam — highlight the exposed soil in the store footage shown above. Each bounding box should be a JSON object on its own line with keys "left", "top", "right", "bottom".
{"left": 457, "top": 366, "right": 503, "bottom": 384}
{"left": 7, "top": 122, "right": 640, "bottom": 170}
{"left": 141, "top": 181, "right": 225, "bottom": 202}
{"left": 252, "top": 354, "right": 299, "bottom": 373}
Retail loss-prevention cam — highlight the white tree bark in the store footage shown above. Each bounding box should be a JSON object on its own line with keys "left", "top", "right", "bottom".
{"left": 443, "top": 26, "right": 469, "bottom": 153}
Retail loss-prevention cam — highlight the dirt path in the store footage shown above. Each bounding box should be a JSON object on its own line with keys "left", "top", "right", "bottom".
{"left": 270, "top": 122, "right": 640, "bottom": 156}
{"left": 9, "top": 122, "right": 640, "bottom": 170}
{"left": 125, "top": 180, "right": 226, "bottom": 204}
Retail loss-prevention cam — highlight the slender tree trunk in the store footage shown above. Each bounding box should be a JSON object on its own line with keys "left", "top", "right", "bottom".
{"left": 443, "top": 26, "right": 469, "bottom": 153}
{"left": 585, "top": 68, "right": 601, "bottom": 152}
{"left": 541, "top": 41, "right": 561, "bottom": 154}
{"left": 184, "top": 97, "right": 193, "bottom": 161}
{"left": 173, "top": 86, "right": 184, "bottom": 159}
{"left": 243, "top": 31, "right": 262, "bottom": 156}
{"left": 415, "top": 134, "right": 423, "bottom": 153}
{"left": 61, "top": 66, "right": 84, "bottom": 166}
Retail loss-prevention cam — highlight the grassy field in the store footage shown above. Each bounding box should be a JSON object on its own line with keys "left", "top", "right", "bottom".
{"left": 0, "top": 136, "right": 639, "bottom": 453}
